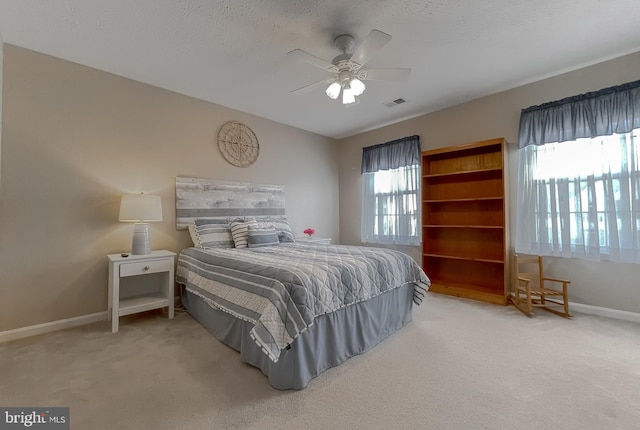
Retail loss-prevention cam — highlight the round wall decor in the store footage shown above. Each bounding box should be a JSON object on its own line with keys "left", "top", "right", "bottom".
{"left": 217, "top": 121, "right": 259, "bottom": 167}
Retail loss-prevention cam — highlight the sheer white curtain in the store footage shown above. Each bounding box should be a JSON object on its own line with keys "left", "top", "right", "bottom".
{"left": 516, "top": 132, "right": 640, "bottom": 262}
{"left": 361, "top": 135, "right": 421, "bottom": 245}
{"left": 516, "top": 80, "right": 640, "bottom": 263}
{"left": 361, "top": 165, "right": 421, "bottom": 245}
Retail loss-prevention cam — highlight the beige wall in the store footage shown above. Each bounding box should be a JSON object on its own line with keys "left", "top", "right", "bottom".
{"left": 0, "top": 45, "right": 339, "bottom": 331}
{"left": 0, "top": 37, "right": 4, "bottom": 193}
{"left": 337, "top": 51, "right": 640, "bottom": 314}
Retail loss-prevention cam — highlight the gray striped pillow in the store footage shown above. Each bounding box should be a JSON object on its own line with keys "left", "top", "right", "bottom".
{"left": 230, "top": 219, "right": 258, "bottom": 249}
{"left": 192, "top": 221, "right": 234, "bottom": 249}
{"left": 247, "top": 226, "right": 280, "bottom": 248}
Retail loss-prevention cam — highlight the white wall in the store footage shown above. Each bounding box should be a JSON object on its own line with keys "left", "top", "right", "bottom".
{"left": 337, "top": 51, "right": 640, "bottom": 314}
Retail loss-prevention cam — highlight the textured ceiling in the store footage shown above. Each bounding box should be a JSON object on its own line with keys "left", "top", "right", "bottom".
{"left": 1, "top": 0, "right": 640, "bottom": 139}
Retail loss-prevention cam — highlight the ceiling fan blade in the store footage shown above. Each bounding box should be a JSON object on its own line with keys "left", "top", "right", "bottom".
{"left": 291, "top": 79, "right": 332, "bottom": 95}
{"left": 361, "top": 68, "right": 411, "bottom": 81}
{"left": 287, "top": 49, "right": 337, "bottom": 72}
{"left": 350, "top": 29, "right": 392, "bottom": 67}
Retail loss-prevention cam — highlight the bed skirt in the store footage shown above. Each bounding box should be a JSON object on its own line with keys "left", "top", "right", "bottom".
{"left": 181, "top": 283, "right": 415, "bottom": 390}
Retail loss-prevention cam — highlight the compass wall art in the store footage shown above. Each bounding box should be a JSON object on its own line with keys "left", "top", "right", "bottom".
{"left": 217, "top": 121, "right": 259, "bottom": 167}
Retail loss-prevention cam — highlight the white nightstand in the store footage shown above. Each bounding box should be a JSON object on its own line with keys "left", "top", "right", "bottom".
{"left": 295, "top": 237, "right": 332, "bottom": 245}
{"left": 107, "top": 250, "right": 176, "bottom": 333}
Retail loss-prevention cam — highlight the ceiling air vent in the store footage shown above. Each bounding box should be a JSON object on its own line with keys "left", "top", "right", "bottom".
{"left": 384, "top": 98, "right": 407, "bottom": 107}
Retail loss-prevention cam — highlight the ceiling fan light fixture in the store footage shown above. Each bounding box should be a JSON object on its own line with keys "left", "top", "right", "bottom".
{"left": 350, "top": 78, "right": 365, "bottom": 96}
{"left": 289, "top": 29, "right": 410, "bottom": 107}
{"left": 326, "top": 82, "right": 341, "bottom": 99}
{"left": 342, "top": 88, "right": 356, "bottom": 105}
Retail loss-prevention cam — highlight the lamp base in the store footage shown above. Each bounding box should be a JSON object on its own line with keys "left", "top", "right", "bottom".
{"left": 131, "top": 223, "right": 151, "bottom": 255}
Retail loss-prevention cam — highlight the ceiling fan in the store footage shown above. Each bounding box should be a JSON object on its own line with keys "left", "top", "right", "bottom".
{"left": 287, "top": 29, "right": 411, "bottom": 105}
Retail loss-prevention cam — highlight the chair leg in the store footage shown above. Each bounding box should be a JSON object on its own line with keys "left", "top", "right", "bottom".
{"left": 511, "top": 279, "right": 535, "bottom": 317}
{"left": 511, "top": 295, "right": 532, "bottom": 317}
{"left": 510, "top": 289, "right": 532, "bottom": 317}
{"left": 539, "top": 292, "right": 572, "bottom": 318}
{"left": 542, "top": 305, "right": 572, "bottom": 318}
{"left": 563, "top": 282, "right": 571, "bottom": 317}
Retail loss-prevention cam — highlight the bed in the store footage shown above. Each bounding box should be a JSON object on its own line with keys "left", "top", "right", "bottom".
{"left": 174, "top": 177, "right": 430, "bottom": 390}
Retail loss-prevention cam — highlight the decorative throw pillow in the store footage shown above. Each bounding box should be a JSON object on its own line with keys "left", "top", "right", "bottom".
{"left": 191, "top": 220, "right": 234, "bottom": 249}
{"left": 247, "top": 226, "right": 280, "bottom": 248}
{"left": 277, "top": 231, "right": 294, "bottom": 243}
{"left": 229, "top": 219, "right": 258, "bottom": 248}
{"left": 254, "top": 217, "right": 295, "bottom": 243}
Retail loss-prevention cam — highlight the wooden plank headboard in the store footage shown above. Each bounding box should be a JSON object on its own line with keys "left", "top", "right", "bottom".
{"left": 175, "top": 176, "right": 285, "bottom": 229}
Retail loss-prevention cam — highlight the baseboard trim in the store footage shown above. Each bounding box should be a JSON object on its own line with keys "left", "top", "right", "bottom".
{"left": 570, "top": 302, "right": 640, "bottom": 323}
{"left": 0, "top": 311, "right": 107, "bottom": 344}
{"left": 507, "top": 291, "right": 639, "bottom": 323}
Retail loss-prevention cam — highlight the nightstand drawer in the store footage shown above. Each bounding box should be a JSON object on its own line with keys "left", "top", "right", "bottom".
{"left": 120, "top": 259, "right": 172, "bottom": 277}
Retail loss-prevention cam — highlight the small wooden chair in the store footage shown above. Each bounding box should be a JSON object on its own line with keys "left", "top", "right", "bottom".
{"left": 510, "top": 254, "right": 571, "bottom": 318}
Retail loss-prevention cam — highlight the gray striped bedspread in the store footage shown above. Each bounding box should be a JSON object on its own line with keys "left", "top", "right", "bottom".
{"left": 176, "top": 243, "right": 430, "bottom": 362}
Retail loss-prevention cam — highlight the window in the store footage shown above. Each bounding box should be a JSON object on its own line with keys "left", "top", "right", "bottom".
{"left": 516, "top": 80, "right": 640, "bottom": 263}
{"left": 361, "top": 136, "right": 421, "bottom": 245}
{"left": 362, "top": 165, "right": 420, "bottom": 244}
{"left": 520, "top": 131, "right": 640, "bottom": 259}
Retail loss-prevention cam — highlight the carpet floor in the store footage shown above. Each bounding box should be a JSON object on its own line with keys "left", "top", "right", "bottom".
{"left": 1, "top": 293, "right": 638, "bottom": 430}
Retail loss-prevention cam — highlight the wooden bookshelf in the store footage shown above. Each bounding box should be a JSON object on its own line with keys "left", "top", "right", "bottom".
{"left": 421, "top": 138, "right": 509, "bottom": 305}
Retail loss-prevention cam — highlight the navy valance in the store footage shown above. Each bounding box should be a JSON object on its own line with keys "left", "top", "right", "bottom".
{"left": 518, "top": 80, "right": 640, "bottom": 148}
{"left": 361, "top": 135, "right": 420, "bottom": 173}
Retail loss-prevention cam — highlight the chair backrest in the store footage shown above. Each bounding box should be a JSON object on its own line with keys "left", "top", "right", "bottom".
{"left": 515, "top": 254, "right": 544, "bottom": 287}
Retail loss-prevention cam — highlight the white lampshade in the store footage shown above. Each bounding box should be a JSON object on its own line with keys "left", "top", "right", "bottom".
{"left": 119, "top": 194, "right": 163, "bottom": 222}
{"left": 325, "top": 82, "right": 341, "bottom": 99}
{"left": 119, "top": 194, "right": 162, "bottom": 255}
{"left": 349, "top": 78, "right": 365, "bottom": 96}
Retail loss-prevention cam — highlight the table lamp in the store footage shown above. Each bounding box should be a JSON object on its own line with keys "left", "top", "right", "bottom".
{"left": 118, "top": 193, "right": 163, "bottom": 255}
